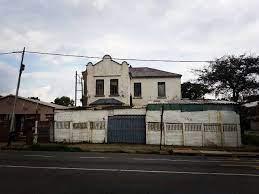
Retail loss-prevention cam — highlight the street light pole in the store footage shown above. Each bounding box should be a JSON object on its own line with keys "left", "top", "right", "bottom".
{"left": 8, "top": 47, "right": 26, "bottom": 146}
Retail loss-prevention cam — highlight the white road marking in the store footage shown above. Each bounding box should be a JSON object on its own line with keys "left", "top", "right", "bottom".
{"left": 133, "top": 158, "right": 206, "bottom": 162}
{"left": 23, "top": 155, "right": 54, "bottom": 158}
{"left": 79, "top": 157, "right": 109, "bottom": 159}
{"left": 0, "top": 165, "right": 258, "bottom": 177}
{"left": 132, "top": 158, "right": 259, "bottom": 164}
{"left": 220, "top": 164, "right": 259, "bottom": 169}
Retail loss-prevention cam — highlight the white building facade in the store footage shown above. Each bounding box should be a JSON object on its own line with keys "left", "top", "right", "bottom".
{"left": 82, "top": 55, "right": 182, "bottom": 107}
{"left": 53, "top": 55, "right": 241, "bottom": 148}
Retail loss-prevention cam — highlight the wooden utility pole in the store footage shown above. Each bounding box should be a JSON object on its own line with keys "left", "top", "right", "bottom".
{"left": 8, "top": 47, "right": 26, "bottom": 146}
{"left": 75, "top": 71, "right": 77, "bottom": 106}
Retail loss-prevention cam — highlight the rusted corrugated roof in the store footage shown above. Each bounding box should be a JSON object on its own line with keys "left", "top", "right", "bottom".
{"left": 129, "top": 67, "right": 182, "bottom": 78}
{"left": 1, "top": 95, "right": 68, "bottom": 109}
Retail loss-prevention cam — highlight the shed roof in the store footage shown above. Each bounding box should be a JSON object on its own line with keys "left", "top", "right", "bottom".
{"left": 242, "top": 101, "right": 259, "bottom": 108}
{"left": 0, "top": 95, "right": 68, "bottom": 109}
{"left": 129, "top": 67, "right": 182, "bottom": 78}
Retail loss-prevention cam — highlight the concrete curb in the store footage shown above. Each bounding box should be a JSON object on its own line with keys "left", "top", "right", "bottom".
{"left": 1, "top": 144, "right": 259, "bottom": 158}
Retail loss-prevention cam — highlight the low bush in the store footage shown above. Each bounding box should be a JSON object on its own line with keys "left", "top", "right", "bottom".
{"left": 243, "top": 134, "right": 259, "bottom": 146}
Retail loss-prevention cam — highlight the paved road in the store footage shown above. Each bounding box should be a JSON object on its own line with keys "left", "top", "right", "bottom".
{"left": 0, "top": 151, "right": 258, "bottom": 194}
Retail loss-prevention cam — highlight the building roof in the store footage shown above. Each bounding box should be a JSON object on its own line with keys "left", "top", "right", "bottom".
{"left": 243, "top": 101, "right": 259, "bottom": 108}
{"left": 89, "top": 98, "right": 124, "bottom": 106}
{"left": 129, "top": 67, "right": 182, "bottom": 78}
{"left": 150, "top": 99, "right": 237, "bottom": 105}
{"left": 0, "top": 95, "right": 68, "bottom": 109}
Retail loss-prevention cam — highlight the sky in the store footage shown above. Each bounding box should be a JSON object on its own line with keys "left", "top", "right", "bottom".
{"left": 0, "top": 0, "right": 259, "bottom": 102}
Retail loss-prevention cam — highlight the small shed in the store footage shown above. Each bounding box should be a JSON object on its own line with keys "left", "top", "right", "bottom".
{"left": 0, "top": 95, "right": 66, "bottom": 142}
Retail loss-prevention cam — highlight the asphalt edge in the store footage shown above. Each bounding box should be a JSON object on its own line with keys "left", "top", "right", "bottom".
{"left": 1, "top": 144, "right": 259, "bottom": 158}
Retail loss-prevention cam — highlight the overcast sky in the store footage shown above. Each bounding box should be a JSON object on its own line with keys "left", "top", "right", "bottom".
{"left": 0, "top": 0, "right": 259, "bottom": 102}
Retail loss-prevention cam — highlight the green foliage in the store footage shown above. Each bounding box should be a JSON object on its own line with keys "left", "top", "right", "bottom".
{"left": 28, "top": 97, "right": 40, "bottom": 101}
{"left": 243, "top": 94, "right": 259, "bottom": 103}
{"left": 195, "top": 54, "right": 259, "bottom": 102}
{"left": 243, "top": 134, "right": 259, "bottom": 146}
{"left": 54, "top": 96, "right": 74, "bottom": 106}
{"left": 181, "top": 82, "right": 211, "bottom": 100}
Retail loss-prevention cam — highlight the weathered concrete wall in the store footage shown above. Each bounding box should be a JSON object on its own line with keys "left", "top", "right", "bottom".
{"left": 55, "top": 107, "right": 241, "bottom": 147}
{"left": 109, "top": 108, "right": 146, "bottom": 116}
{"left": 84, "top": 55, "right": 131, "bottom": 106}
{"left": 146, "top": 110, "right": 241, "bottom": 147}
{"left": 54, "top": 110, "right": 107, "bottom": 143}
{"left": 54, "top": 108, "right": 146, "bottom": 143}
{"left": 131, "top": 78, "right": 181, "bottom": 106}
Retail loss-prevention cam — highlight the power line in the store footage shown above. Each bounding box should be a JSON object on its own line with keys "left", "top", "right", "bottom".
{"left": 0, "top": 51, "right": 22, "bottom": 55}
{"left": 25, "top": 50, "right": 213, "bottom": 63}
{"left": 25, "top": 51, "right": 100, "bottom": 59}
{"left": 0, "top": 49, "right": 213, "bottom": 63}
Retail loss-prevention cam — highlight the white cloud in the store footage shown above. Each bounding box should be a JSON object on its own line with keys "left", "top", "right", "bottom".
{"left": 0, "top": 0, "right": 259, "bottom": 101}
{"left": 92, "top": 0, "right": 110, "bottom": 11}
{"left": 0, "top": 62, "right": 18, "bottom": 94}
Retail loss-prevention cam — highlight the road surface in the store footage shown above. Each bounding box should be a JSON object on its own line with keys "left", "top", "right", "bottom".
{"left": 0, "top": 151, "right": 258, "bottom": 194}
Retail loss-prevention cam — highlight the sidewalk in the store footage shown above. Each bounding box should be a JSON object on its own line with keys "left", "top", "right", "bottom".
{"left": 71, "top": 143, "right": 259, "bottom": 157}
{"left": 1, "top": 142, "right": 259, "bottom": 157}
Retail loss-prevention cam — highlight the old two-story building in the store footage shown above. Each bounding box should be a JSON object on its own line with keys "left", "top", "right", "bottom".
{"left": 54, "top": 55, "right": 241, "bottom": 147}
{"left": 82, "top": 55, "right": 182, "bottom": 107}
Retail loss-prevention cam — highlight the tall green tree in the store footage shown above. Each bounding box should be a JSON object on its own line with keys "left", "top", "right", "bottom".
{"left": 54, "top": 96, "right": 74, "bottom": 106}
{"left": 181, "top": 82, "right": 211, "bottom": 100}
{"left": 196, "top": 54, "right": 259, "bottom": 102}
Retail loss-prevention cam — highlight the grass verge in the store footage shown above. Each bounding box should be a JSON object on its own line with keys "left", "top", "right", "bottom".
{"left": 243, "top": 134, "right": 259, "bottom": 146}
{"left": 29, "top": 144, "right": 82, "bottom": 152}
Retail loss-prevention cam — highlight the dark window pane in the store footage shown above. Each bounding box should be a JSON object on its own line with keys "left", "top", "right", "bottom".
{"left": 134, "top": 83, "right": 141, "bottom": 97}
{"left": 96, "top": 79, "right": 104, "bottom": 96}
{"left": 158, "top": 82, "right": 165, "bottom": 97}
{"left": 110, "top": 79, "right": 118, "bottom": 95}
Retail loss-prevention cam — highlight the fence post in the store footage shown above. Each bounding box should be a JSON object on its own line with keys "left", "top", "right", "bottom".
{"left": 160, "top": 105, "right": 164, "bottom": 150}
{"left": 105, "top": 120, "right": 107, "bottom": 143}
{"left": 221, "top": 123, "right": 224, "bottom": 147}
{"left": 201, "top": 123, "right": 204, "bottom": 147}
{"left": 33, "top": 120, "right": 38, "bottom": 144}
{"left": 70, "top": 121, "right": 72, "bottom": 143}
{"left": 236, "top": 124, "right": 241, "bottom": 147}
{"left": 182, "top": 123, "right": 185, "bottom": 146}
{"left": 52, "top": 121, "right": 55, "bottom": 142}
{"left": 166, "top": 123, "right": 167, "bottom": 146}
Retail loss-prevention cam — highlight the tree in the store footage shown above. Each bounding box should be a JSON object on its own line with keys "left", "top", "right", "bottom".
{"left": 181, "top": 82, "right": 211, "bottom": 100}
{"left": 54, "top": 96, "right": 74, "bottom": 106}
{"left": 243, "top": 94, "right": 259, "bottom": 103}
{"left": 195, "top": 54, "right": 259, "bottom": 102}
{"left": 28, "top": 97, "right": 40, "bottom": 101}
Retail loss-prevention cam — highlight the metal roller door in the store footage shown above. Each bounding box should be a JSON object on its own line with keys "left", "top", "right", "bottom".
{"left": 108, "top": 115, "right": 146, "bottom": 144}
